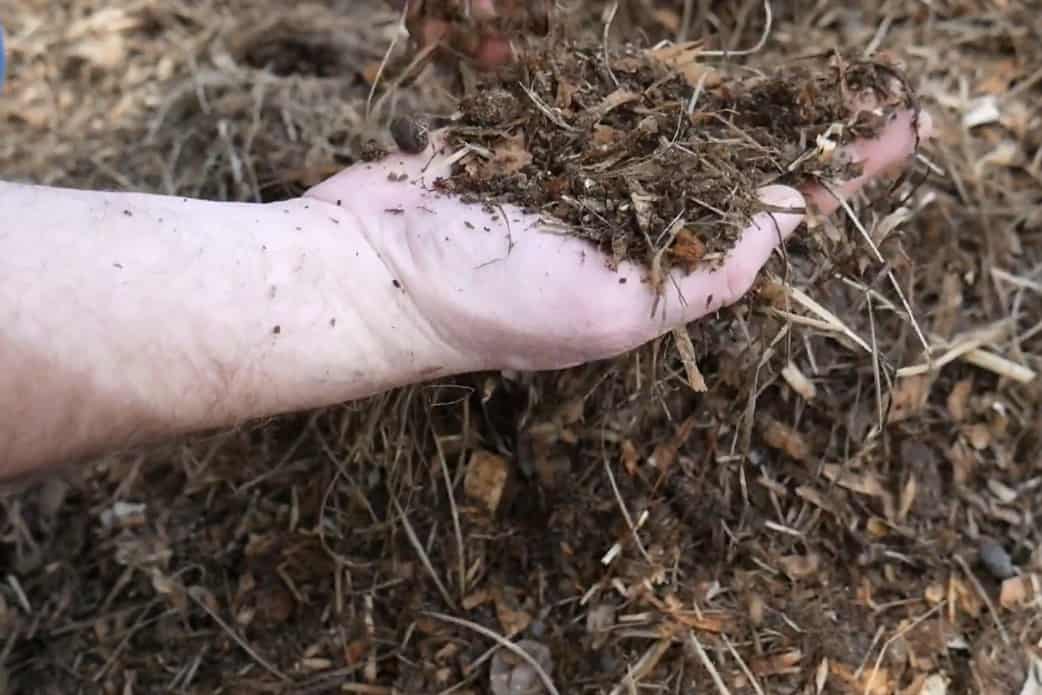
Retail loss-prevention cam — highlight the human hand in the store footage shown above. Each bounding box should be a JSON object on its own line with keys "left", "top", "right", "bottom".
{"left": 387, "top": 0, "right": 550, "bottom": 69}
{"left": 306, "top": 110, "right": 932, "bottom": 372}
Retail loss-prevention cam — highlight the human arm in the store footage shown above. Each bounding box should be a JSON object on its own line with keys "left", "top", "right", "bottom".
{"left": 0, "top": 107, "right": 928, "bottom": 480}
{"left": 0, "top": 178, "right": 475, "bottom": 478}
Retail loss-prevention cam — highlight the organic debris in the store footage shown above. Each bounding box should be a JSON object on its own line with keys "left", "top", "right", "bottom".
{"left": 2, "top": 1, "right": 1041, "bottom": 694}
{"left": 432, "top": 40, "right": 917, "bottom": 273}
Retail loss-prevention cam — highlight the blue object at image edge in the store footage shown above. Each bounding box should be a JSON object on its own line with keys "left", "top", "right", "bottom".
{"left": 0, "top": 23, "right": 6, "bottom": 91}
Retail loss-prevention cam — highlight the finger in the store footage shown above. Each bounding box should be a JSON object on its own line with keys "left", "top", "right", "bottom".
{"left": 804, "top": 108, "right": 934, "bottom": 216}
{"left": 662, "top": 107, "right": 933, "bottom": 324}
{"left": 471, "top": 0, "right": 498, "bottom": 20}
{"left": 670, "top": 185, "right": 806, "bottom": 321}
{"left": 472, "top": 35, "right": 516, "bottom": 67}
{"left": 404, "top": 0, "right": 543, "bottom": 69}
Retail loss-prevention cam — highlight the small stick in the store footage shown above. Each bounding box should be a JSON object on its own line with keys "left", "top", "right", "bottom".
{"left": 863, "top": 602, "right": 944, "bottom": 695}
{"left": 518, "top": 82, "right": 577, "bottom": 131}
{"left": 685, "top": 631, "right": 733, "bottom": 695}
{"left": 611, "top": 638, "right": 674, "bottom": 695}
{"left": 603, "top": 457, "right": 653, "bottom": 563}
{"left": 367, "top": 6, "right": 407, "bottom": 121}
{"left": 866, "top": 290, "right": 884, "bottom": 433}
{"left": 722, "top": 635, "right": 766, "bottom": 695}
{"left": 955, "top": 554, "right": 1010, "bottom": 645}
{"left": 425, "top": 611, "right": 561, "bottom": 695}
{"left": 962, "top": 348, "right": 1037, "bottom": 384}
{"left": 433, "top": 431, "right": 466, "bottom": 601}
{"left": 821, "top": 180, "right": 930, "bottom": 356}
{"left": 602, "top": 1, "right": 621, "bottom": 88}
{"left": 393, "top": 496, "right": 456, "bottom": 609}
{"left": 188, "top": 589, "right": 290, "bottom": 682}
{"left": 700, "top": 0, "right": 772, "bottom": 57}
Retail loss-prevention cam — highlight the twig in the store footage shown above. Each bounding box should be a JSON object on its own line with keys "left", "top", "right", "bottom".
{"left": 700, "top": 0, "right": 772, "bottom": 57}
{"left": 897, "top": 321, "right": 1035, "bottom": 383}
{"left": 188, "top": 588, "right": 290, "bottom": 682}
{"left": 685, "top": 631, "right": 733, "bottom": 695}
{"left": 955, "top": 555, "right": 1010, "bottom": 646}
{"left": 649, "top": 208, "right": 687, "bottom": 314}
{"left": 518, "top": 82, "right": 577, "bottom": 131}
{"left": 602, "top": 1, "right": 620, "bottom": 88}
{"left": 962, "top": 348, "right": 1037, "bottom": 384}
{"left": 686, "top": 69, "right": 712, "bottom": 116}
{"left": 678, "top": 0, "right": 695, "bottom": 42}
{"left": 92, "top": 602, "right": 172, "bottom": 682}
{"left": 863, "top": 14, "right": 893, "bottom": 57}
{"left": 433, "top": 431, "right": 466, "bottom": 601}
{"left": 863, "top": 602, "right": 944, "bottom": 695}
{"left": 866, "top": 290, "right": 884, "bottom": 433}
{"left": 1003, "top": 64, "right": 1042, "bottom": 102}
{"left": 392, "top": 497, "right": 456, "bottom": 609}
{"left": 611, "top": 638, "right": 674, "bottom": 695}
{"left": 424, "top": 612, "right": 561, "bottom": 695}
{"left": 781, "top": 285, "right": 872, "bottom": 353}
{"left": 991, "top": 267, "right": 1042, "bottom": 294}
{"left": 6, "top": 575, "right": 31, "bottom": 613}
{"left": 367, "top": 7, "right": 406, "bottom": 122}
{"left": 603, "top": 458, "right": 653, "bottom": 564}
{"left": 722, "top": 635, "right": 765, "bottom": 695}
{"left": 822, "top": 180, "right": 930, "bottom": 355}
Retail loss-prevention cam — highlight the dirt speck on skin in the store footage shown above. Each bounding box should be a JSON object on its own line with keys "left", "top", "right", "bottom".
{"left": 433, "top": 40, "right": 916, "bottom": 276}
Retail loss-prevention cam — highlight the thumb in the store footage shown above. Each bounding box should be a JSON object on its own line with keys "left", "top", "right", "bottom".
{"left": 674, "top": 184, "right": 806, "bottom": 319}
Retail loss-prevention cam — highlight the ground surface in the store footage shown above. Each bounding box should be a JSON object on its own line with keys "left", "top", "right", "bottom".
{"left": 2, "top": 2, "right": 1041, "bottom": 694}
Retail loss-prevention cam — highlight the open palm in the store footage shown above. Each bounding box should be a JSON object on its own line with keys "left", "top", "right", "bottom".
{"left": 305, "top": 109, "right": 929, "bottom": 371}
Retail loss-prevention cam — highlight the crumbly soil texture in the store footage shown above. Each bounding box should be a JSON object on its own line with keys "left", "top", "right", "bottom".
{"left": 433, "top": 41, "right": 916, "bottom": 272}
{"left": 3, "top": 2, "right": 1042, "bottom": 695}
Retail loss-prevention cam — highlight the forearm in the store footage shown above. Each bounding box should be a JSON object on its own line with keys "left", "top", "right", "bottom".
{"left": 0, "top": 182, "right": 463, "bottom": 478}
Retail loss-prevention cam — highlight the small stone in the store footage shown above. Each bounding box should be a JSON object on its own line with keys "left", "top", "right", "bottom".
{"left": 390, "top": 115, "right": 430, "bottom": 154}
{"left": 489, "top": 640, "right": 553, "bottom": 695}
{"left": 979, "top": 538, "right": 1015, "bottom": 579}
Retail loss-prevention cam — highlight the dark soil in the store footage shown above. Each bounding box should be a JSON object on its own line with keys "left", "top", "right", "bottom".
{"left": 2, "top": 1, "right": 1040, "bottom": 694}
{"left": 428, "top": 41, "right": 916, "bottom": 273}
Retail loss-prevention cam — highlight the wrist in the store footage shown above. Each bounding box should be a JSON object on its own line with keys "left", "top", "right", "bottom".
{"left": 243, "top": 196, "right": 474, "bottom": 408}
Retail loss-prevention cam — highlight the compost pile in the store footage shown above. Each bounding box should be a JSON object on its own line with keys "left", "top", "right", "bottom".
{"left": 2, "top": 1, "right": 1041, "bottom": 694}
{"left": 434, "top": 41, "right": 915, "bottom": 272}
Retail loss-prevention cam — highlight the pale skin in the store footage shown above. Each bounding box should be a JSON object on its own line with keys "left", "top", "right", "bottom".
{"left": 0, "top": 5, "right": 933, "bottom": 479}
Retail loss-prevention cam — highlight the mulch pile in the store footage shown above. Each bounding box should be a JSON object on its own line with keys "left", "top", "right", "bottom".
{"left": 1, "top": 1, "right": 1040, "bottom": 694}
{"left": 433, "top": 41, "right": 915, "bottom": 272}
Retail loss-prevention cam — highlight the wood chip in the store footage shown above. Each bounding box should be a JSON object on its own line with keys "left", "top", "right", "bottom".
{"left": 946, "top": 378, "right": 973, "bottom": 421}
{"left": 779, "top": 553, "right": 820, "bottom": 579}
{"left": 821, "top": 464, "right": 885, "bottom": 497}
{"left": 888, "top": 374, "right": 932, "bottom": 422}
{"left": 999, "top": 573, "right": 1040, "bottom": 609}
{"left": 750, "top": 649, "right": 802, "bottom": 676}
{"left": 781, "top": 361, "right": 817, "bottom": 400}
{"left": 465, "top": 450, "right": 510, "bottom": 514}
{"left": 760, "top": 417, "right": 810, "bottom": 461}
{"left": 831, "top": 661, "right": 891, "bottom": 695}
{"left": 493, "top": 588, "right": 532, "bottom": 637}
